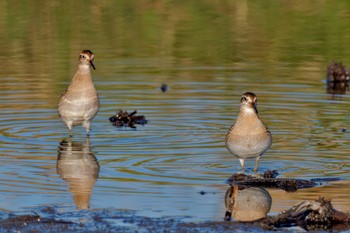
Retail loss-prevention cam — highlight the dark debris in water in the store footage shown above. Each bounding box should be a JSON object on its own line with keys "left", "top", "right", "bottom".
{"left": 160, "top": 83, "right": 168, "bottom": 92}
{"left": 226, "top": 170, "right": 317, "bottom": 192}
{"left": 326, "top": 61, "right": 349, "bottom": 95}
{"left": 262, "top": 169, "right": 279, "bottom": 179}
{"left": 199, "top": 191, "right": 216, "bottom": 195}
{"left": 109, "top": 110, "right": 148, "bottom": 128}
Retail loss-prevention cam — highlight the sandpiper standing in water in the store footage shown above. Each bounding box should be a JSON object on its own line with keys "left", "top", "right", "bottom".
{"left": 226, "top": 92, "right": 272, "bottom": 173}
{"left": 58, "top": 50, "right": 99, "bottom": 136}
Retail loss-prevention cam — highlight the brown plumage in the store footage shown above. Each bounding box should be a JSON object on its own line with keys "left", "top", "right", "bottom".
{"left": 226, "top": 92, "right": 272, "bottom": 173}
{"left": 58, "top": 50, "right": 99, "bottom": 136}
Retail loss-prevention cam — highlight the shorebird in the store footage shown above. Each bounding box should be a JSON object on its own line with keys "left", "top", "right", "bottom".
{"left": 226, "top": 92, "right": 272, "bottom": 173}
{"left": 58, "top": 50, "right": 99, "bottom": 136}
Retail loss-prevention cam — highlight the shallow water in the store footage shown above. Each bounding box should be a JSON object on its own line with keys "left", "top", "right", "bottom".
{"left": 1, "top": 0, "right": 350, "bottom": 225}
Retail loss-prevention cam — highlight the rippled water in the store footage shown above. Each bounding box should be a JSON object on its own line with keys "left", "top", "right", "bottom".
{"left": 2, "top": 59, "right": 350, "bottom": 221}
{"left": 1, "top": 1, "right": 350, "bottom": 225}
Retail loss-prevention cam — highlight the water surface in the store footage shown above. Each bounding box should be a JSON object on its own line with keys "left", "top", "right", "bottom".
{"left": 1, "top": 0, "right": 350, "bottom": 224}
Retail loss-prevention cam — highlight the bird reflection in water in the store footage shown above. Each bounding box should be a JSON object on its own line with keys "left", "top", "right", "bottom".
{"left": 225, "top": 184, "right": 272, "bottom": 222}
{"left": 57, "top": 138, "right": 100, "bottom": 209}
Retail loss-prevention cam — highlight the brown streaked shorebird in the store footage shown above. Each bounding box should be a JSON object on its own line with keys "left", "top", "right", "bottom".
{"left": 226, "top": 92, "right": 272, "bottom": 173}
{"left": 58, "top": 50, "right": 99, "bottom": 136}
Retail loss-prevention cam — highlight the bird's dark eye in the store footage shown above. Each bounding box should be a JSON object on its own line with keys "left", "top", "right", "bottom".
{"left": 241, "top": 96, "right": 247, "bottom": 102}
{"left": 80, "top": 54, "right": 86, "bottom": 59}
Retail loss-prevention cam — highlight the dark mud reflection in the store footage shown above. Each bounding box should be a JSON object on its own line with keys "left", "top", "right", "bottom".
{"left": 57, "top": 138, "right": 100, "bottom": 209}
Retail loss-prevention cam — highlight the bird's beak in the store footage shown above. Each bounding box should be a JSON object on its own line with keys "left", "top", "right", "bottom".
{"left": 90, "top": 60, "right": 96, "bottom": 70}
{"left": 253, "top": 103, "right": 258, "bottom": 114}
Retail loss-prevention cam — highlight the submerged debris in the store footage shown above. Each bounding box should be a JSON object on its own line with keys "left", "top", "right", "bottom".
{"left": 227, "top": 170, "right": 317, "bottom": 192}
{"left": 327, "top": 62, "right": 349, "bottom": 94}
{"left": 109, "top": 110, "right": 148, "bottom": 128}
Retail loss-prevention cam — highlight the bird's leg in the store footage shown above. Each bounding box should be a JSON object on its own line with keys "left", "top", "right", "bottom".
{"left": 239, "top": 159, "right": 245, "bottom": 173}
{"left": 254, "top": 157, "right": 260, "bottom": 173}
{"left": 83, "top": 121, "right": 91, "bottom": 136}
{"left": 85, "top": 136, "right": 90, "bottom": 144}
{"left": 67, "top": 122, "right": 73, "bottom": 138}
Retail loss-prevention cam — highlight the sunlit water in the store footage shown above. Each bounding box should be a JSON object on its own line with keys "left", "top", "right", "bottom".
{"left": 1, "top": 59, "right": 350, "bottom": 221}
{"left": 1, "top": 1, "right": 350, "bottom": 225}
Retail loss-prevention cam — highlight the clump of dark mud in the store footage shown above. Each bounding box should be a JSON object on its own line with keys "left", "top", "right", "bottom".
{"left": 227, "top": 170, "right": 317, "bottom": 192}
{"left": 261, "top": 196, "right": 350, "bottom": 231}
{"left": 109, "top": 110, "right": 148, "bottom": 128}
